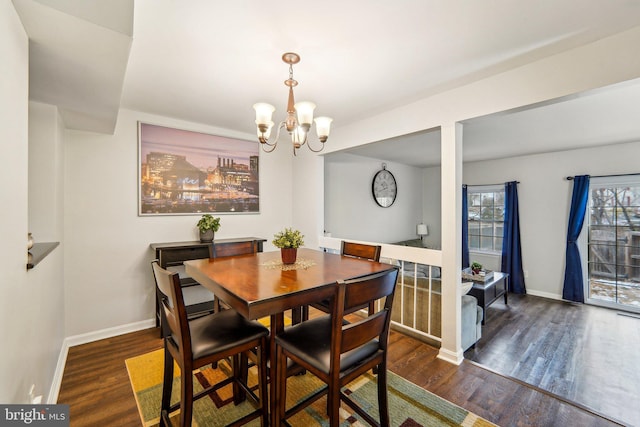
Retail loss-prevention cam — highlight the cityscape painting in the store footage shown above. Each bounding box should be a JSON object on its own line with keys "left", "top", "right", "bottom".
{"left": 138, "top": 122, "right": 259, "bottom": 215}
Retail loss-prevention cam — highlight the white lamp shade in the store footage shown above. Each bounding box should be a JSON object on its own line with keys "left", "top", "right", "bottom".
{"left": 291, "top": 126, "right": 306, "bottom": 145}
{"left": 257, "top": 121, "right": 274, "bottom": 138}
{"left": 294, "top": 101, "right": 316, "bottom": 125}
{"left": 253, "top": 103, "right": 275, "bottom": 125}
{"left": 417, "top": 223, "right": 428, "bottom": 236}
{"left": 314, "top": 116, "right": 333, "bottom": 137}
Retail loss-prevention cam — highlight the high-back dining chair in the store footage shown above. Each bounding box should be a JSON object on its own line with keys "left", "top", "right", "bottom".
{"left": 310, "top": 241, "right": 383, "bottom": 316}
{"left": 158, "top": 241, "right": 258, "bottom": 335}
{"left": 211, "top": 241, "right": 258, "bottom": 312}
{"left": 340, "top": 240, "right": 382, "bottom": 263}
{"left": 274, "top": 267, "right": 399, "bottom": 426}
{"left": 157, "top": 244, "right": 215, "bottom": 337}
{"left": 151, "top": 260, "right": 269, "bottom": 427}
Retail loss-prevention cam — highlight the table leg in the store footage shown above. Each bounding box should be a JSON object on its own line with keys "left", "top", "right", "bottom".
{"left": 270, "top": 313, "right": 284, "bottom": 427}
{"left": 504, "top": 276, "right": 509, "bottom": 305}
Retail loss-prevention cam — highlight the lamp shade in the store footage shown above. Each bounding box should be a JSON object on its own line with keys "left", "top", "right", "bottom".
{"left": 294, "top": 101, "right": 316, "bottom": 125}
{"left": 314, "top": 116, "right": 333, "bottom": 138}
{"left": 417, "top": 223, "right": 428, "bottom": 236}
{"left": 257, "top": 121, "right": 274, "bottom": 139}
{"left": 253, "top": 103, "right": 275, "bottom": 125}
{"left": 291, "top": 126, "right": 306, "bottom": 148}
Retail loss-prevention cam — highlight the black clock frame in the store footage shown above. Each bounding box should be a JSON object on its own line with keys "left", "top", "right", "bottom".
{"left": 371, "top": 166, "right": 397, "bottom": 208}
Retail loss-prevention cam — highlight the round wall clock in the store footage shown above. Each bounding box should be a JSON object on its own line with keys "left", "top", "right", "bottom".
{"left": 372, "top": 164, "right": 397, "bottom": 207}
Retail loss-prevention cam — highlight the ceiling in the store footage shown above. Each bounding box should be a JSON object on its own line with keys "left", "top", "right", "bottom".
{"left": 14, "top": 0, "right": 640, "bottom": 163}
{"left": 343, "top": 78, "right": 640, "bottom": 167}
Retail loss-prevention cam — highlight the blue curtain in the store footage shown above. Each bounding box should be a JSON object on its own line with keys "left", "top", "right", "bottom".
{"left": 562, "top": 175, "right": 590, "bottom": 302}
{"left": 462, "top": 185, "right": 470, "bottom": 268}
{"left": 501, "top": 181, "right": 526, "bottom": 294}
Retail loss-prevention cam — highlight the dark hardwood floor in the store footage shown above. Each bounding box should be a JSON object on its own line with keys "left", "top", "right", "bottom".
{"left": 466, "top": 293, "right": 640, "bottom": 427}
{"left": 58, "top": 322, "right": 624, "bottom": 426}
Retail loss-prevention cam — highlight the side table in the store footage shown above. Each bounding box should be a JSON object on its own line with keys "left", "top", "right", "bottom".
{"left": 466, "top": 272, "right": 509, "bottom": 324}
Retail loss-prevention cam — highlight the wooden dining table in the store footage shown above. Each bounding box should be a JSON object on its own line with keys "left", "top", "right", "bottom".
{"left": 184, "top": 247, "right": 397, "bottom": 425}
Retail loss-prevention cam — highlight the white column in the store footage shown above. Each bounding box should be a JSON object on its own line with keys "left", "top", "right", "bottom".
{"left": 438, "top": 122, "right": 464, "bottom": 365}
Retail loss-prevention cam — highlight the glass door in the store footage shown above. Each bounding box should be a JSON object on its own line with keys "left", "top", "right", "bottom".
{"left": 586, "top": 177, "right": 640, "bottom": 312}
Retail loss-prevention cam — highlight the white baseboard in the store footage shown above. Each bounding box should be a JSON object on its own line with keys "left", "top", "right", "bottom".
{"left": 437, "top": 346, "right": 464, "bottom": 366}
{"left": 49, "top": 318, "right": 156, "bottom": 403}
{"left": 526, "top": 289, "right": 562, "bottom": 300}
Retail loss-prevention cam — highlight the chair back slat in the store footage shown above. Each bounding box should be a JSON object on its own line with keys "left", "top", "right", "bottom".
{"left": 331, "top": 268, "right": 398, "bottom": 360}
{"left": 341, "top": 310, "right": 387, "bottom": 354}
{"left": 341, "top": 241, "right": 381, "bottom": 262}
{"left": 343, "top": 270, "right": 396, "bottom": 312}
{"left": 152, "top": 260, "right": 191, "bottom": 356}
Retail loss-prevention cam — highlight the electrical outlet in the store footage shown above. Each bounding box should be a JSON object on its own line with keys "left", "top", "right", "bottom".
{"left": 524, "top": 270, "right": 529, "bottom": 278}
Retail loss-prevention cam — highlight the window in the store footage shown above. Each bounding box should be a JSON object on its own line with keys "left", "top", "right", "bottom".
{"left": 467, "top": 186, "right": 505, "bottom": 254}
{"left": 585, "top": 177, "right": 640, "bottom": 311}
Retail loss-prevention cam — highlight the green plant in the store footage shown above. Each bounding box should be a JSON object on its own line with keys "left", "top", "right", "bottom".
{"left": 272, "top": 227, "right": 304, "bottom": 249}
{"left": 197, "top": 214, "right": 221, "bottom": 233}
{"left": 471, "top": 261, "right": 482, "bottom": 272}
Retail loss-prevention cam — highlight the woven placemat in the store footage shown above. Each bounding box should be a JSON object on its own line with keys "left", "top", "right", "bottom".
{"left": 259, "top": 258, "right": 316, "bottom": 271}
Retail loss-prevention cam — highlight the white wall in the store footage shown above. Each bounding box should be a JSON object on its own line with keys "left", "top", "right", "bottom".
{"left": 29, "top": 102, "right": 65, "bottom": 241}
{"left": 463, "top": 140, "right": 640, "bottom": 299}
{"left": 1, "top": 5, "right": 65, "bottom": 405}
{"left": 0, "top": 1, "right": 30, "bottom": 403}
{"left": 324, "top": 153, "right": 425, "bottom": 243}
{"left": 26, "top": 102, "right": 66, "bottom": 404}
{"left": 421, "top": 166, "right": 442, "bottom": 249}
{"left": 337, "top": 140, "right": 640, "bottom": 299}
{"left": 63, "top": 109, "right": 294, "bottom": 336}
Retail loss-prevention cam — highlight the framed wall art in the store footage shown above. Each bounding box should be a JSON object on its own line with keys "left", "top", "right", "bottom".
{"left": 138, "top": 122, "right": 260, "bottom": 216}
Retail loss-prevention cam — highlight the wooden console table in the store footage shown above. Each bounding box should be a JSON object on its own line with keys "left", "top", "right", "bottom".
{"left": 150, "top": 237, "right": 267, "bottom": 260}
{"left": 467, "top": 272, "right": 508, "bottom": 324}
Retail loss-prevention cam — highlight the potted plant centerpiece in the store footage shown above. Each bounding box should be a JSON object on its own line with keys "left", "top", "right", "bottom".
{"left": 272, "top": 227, "right": 304, "bottom": 264}
{"left": 197, "top": 214, "right": 221, "bottom": 242}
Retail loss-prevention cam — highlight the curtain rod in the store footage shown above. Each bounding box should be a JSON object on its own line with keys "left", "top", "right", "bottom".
{"left": 566, "top": 172, "right": 640, "bottom": 180}
{"left": 464, "top": 181, "right": 520, "bottom": 187}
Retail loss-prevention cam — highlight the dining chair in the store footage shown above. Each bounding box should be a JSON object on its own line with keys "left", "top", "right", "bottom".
{"left": 310, "top": 241, "right": 383, "bottom": 316}
{"left": 151, "top": 260, "right": 269, "bottom": 427}
{"left": 211, "top": 241, "right": 258, "bottom": 312}
{"left": 274, "top": 267, "right": 399, "bottom": 427}
{"left": 340, "top": 240, "right": 382, "bottom": 263}
{"left": 157, "top": 244, "right": 215, "bottom": 337}
{"left": 159, "top": 241, "right": 258, "bottom": 328}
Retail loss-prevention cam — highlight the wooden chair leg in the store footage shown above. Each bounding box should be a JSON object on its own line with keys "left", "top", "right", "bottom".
{"left": 180, "top": 364, "right": 193, "bottom": 427}
{"left": 377, "top": 363, "right": 390, "bottom": 427}
{"left": 160, "top": 346, "right": 173, "bottom": 425}
{"left": 232, "top": 353, "right": 248, "bottom": 404}
{"left": 275, "top": 345, "right": 288, "bottom": 426}
{"left": 328, "top": 381, "right": 341, "bottom": 426}
{"left": 258, "top": 338, "right": 269, "bottom": 427}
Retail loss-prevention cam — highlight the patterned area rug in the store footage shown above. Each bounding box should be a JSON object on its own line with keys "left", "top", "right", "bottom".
{"left": 126, "top": 349, "right": 495, "bottom": 427}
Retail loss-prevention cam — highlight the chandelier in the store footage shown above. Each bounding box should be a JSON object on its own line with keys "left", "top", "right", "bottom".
{"left": 253, "top": 52, "right": 332, "bottom": 155}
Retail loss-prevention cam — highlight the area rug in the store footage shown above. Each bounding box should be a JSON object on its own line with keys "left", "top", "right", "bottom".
{"left": 126, "top": 349, "right": 495, "bottom": 427}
